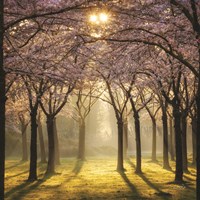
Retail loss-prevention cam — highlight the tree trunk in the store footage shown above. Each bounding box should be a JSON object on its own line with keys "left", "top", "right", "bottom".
{"left": 78, "top": 119, "right": 86, "bottom": 160}
{"left": 28, "top": 108, "right": 38, "bottom": 181}
{"left": 21, "top": 122, "right": 28, "bottom": 161}
{"left": 134, "top": 112, "right": 142, "bottom": 174}
{"left": 173, "top": 105, "right": 183, "bottom": 183}
{"left": 162, "top": 109, "right": 170, "bottom": 169}
{"left": 45, "top": 115, "right": 55, "bottom": 176}
{"left": 0, "top": 1, "right": 5, "bottom": 197}
{"left": 54, "top": 118, "right": 60, "bottom": 165}
{"left": 191, "top": 117, "right": 197, "bottom": 165}
{"left": 38, "top": 119, "right": 46, "bottom": 163}
{"left": 123, "top": 118, "right": 128, "bottom": 160}
{"left": 169, "top": 117, "right": 175, "bottom": 161}
{"left": 151, "top": 119, "right": 157, "bottom": 162}
{"left": 117, "top": 120, "right": 124, "bottom": 171}
{"left": 181, "top": 114, "right": 188, "bottom": 172}
{"left": 196, "top": 94, "right": 200, "bottom": 199}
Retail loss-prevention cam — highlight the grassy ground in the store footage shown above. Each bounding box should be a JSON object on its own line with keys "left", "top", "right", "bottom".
{"left": 5, "top": 157, "right": 196, "bottom": 200}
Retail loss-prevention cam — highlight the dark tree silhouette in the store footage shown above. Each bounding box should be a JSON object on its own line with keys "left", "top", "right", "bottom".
{"left": 0, "top": 0, "right": 5, "bottom": 198}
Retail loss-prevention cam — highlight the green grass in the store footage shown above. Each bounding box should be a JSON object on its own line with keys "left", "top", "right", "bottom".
{"left": 5, "top": 157, "right": 196, "bottom": 200}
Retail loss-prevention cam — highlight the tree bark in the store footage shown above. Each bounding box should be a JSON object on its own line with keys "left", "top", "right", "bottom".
{"left": 0, "top": 0, "right": 5, "bottom": 197}
{"left": 38, "top": 118, "right": 46, "bottom": 163}
{"left": 129, "top": 96, "right": 142, "bottom": 174}
{"left": 173, "top": 105, "right": 183, "bottom": 183}
{"left": 45, "top": 115, "right": 55, "bottom": 175}
{"left": 151, "top": 119, "right": 157, "bottom": 162}
{"left": 28, "top": 108, "right": 38, "bottom": 181}
{"left": 191, "top": 117, "right": 197, "bottom": 165}
{"left": 162, "top": 109, "right": 170, "bottom": 169}
{"left": 181, "top": 114, "right": 188, "bottom": 172}
{"left": 78, "top": 119, "right": 86, "bottom": 160}
{"left": 134, "top": 112, "right": 142, "bottom": 174}
{"left": 21, "top": 122, "right": 28, "bottom": 161}
{"left": 54, "top": 118, "right": 60, "bottom": 165}
{"left": 117, "top": 120, "right": 124, "bottom": 171}
{"left": 123, "top": 118, "right": 128, "bottom": 159}
{"left": 169, "top": 117, "right": 175, "bottom": 161}
{"left": 196, "top": 93, "right": 200, "bottom": 199}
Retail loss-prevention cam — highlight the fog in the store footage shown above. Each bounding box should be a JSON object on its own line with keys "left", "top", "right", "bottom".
{"left": 5, "top": 99, "right": 193, "bottom": 159}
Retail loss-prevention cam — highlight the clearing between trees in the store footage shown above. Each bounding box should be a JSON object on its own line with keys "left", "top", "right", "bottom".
{"left": 5, "top": 157, "right": 195, "bottom": 200}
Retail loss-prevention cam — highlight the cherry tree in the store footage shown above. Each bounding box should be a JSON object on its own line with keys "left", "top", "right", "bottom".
{"left": 0, "top": 1, "right": 5, "bottom": 198}
{"left": 150, "top": 60, "right": 190, "bottom": 182}
{"left": 4, "top": 0, "right": 89, "bottom": 179}
{"left": 139, "top": 90, "right": 160, "bottom": 163}
{"left": 6, "top": 82, "right": 30, "bottom": 162}
{"left": 73, "top": 80, "right": 102, "bottom": 161}
{"left": 23, "top": 76, "right": 48, "bottom": 181}
{"left": 100, "top": 76, "right": 130, "bottom": 172}
{"left": 37, "top": 110, "right": 47, "bottom": 163}
{"left": 1, "top": 1, "right": 200, "bottom": 199}
{"left": 86, "top": 43, "right": 131, "bottom": 171}
{"left": 101, "top": 1, "right": 200, "bottom": 197}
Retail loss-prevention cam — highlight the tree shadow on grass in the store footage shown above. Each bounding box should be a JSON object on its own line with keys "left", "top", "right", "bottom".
{"left": 139, "top": 173, "right": 172, "bottom": 199}
{"left": 5, "top": 170, "right": 29, "bottom": 180}
{"left": 147, "top": 160, "right": 173, "bottom": 172}
{"left": 5, "top": 162, "right": 50, "bottom": 199}
{"left": 72, "top": 160, "right": 84, "bottom": 175}
{"left": 147, "top": 159, "right": 160, "bottom": 165}
{"left": 118, "top": 171, "right": 143, "bottom": 199}
{"left": 126, "top": 158, "right": 136, "bottom": 169}
{"left": 6, "top": 159, "right": 176, "bottom": 199}
{"left": 188, "top": 162, "right": 196, "bottom": 169}
{"left": 64, "top": 160, "right": 85, "bottom": 183}
{"left": 5, "top": 174, "right": 52, "bottom": 200}
{"left": 5, "top": 160, "right": 25, "bottom": 170}
{"left": 165, "top": 168, "right": 195, "bottom": 190}
{"left": 126, "top": 158, "right": 172, "bottom": 199}
{"left": 167, "top": 179, "right": 195, "bottom": 191}
{"left": 183, "top": 174, "right": 196, "bottom": 182}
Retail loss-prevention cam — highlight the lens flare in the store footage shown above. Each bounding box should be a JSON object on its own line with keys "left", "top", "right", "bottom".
{"left": 99, "top": 13, "right": 108, "bottom": 22}
{"left": 89, "top": 15, "right": 98, "bottom": 23}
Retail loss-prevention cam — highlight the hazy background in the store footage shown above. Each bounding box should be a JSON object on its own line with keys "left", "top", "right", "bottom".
{"left": 5, "top": 99, "right": 193, "bottom": 159}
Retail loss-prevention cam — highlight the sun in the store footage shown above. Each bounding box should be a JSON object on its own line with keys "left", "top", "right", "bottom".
{"left": 89, "top": 15, "right": 98, "bottom": 23}
{"left": 89, "top": 12, "right": 109, "bottom": 24}
{"left": 99, "top": 13, "right": 108, "bottom": 23}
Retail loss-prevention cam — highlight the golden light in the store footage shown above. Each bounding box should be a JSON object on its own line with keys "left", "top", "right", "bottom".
{"left": 89, "top": 14, "right": 98, "bottom": 23}
{"left": 88, "top": 11, "right": 109, "bottom": 38}
{"left": 91, "top": 32, "right": 102, "bottom": 38}
{"left": 99, "top": 13, "right": 108, "bottom": 23}
{"left": 89, "top": 12, "right": 109, "bottom": 24}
